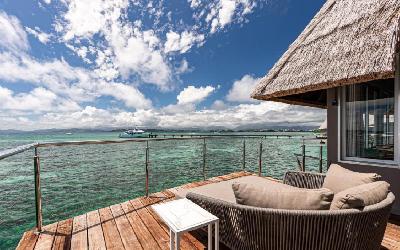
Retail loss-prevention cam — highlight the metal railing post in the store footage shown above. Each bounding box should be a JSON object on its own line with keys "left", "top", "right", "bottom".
{"left": 202, "top": 138, "right": 206, "bottom": 180}
{"left": 319, "top": 141, "right": 323, "bottom": 173}
{"left": 258, "top": 141, "right": 263, "bottom": 176}
{"left": 33, "top": 147, "right": 43, "bottom": 232}
{"left": 301, "top": 140, "right": 306, "bottom": 172}
{"left": 242, "top": 140, "right": 246, "bottom": 170}
{"left": 145, "top": 141, "right": 149, "bottom": 197}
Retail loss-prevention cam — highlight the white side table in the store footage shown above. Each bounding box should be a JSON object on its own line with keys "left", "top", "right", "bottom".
{"left": 152, "top": 198, "right": 219, "bottom": 250}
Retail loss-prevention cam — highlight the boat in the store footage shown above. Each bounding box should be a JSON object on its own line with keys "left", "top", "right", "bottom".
{"left": 65, "top": 132, "right": 73, "bottom": 135}
{"left": 119, "top": 128, "right": 149, "bottom": 138}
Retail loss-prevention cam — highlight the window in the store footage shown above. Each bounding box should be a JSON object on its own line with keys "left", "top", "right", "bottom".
{"left": 341, "top": 79, "right": 395, "bottom": 162}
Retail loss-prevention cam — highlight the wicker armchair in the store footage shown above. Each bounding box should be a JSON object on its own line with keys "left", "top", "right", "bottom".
{"left": 187, "top": 171, "right": 395, "bottom": 250}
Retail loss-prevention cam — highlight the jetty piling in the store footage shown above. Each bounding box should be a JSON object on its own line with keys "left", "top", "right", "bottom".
{"left": 242, "top": 140, "right": 246, "bottom": 170}
{"left": 258, "top": 141, "right": 263, "bottom": 176}
{"left": 301, "top": 140, "right": 306, "bottom": 172}
{"left": 319, "top": 141, "right": 323, "bottom": 173}
{"left": 203, "top": 138, "right": 206, "bottom": 180}
{"left": 33, "top": 147, "right": 42, "bottom": 233}
{"left": 145, "top": 140, "right": 150, "bottom": 197}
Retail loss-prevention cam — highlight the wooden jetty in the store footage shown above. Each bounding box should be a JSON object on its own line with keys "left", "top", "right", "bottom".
{"left": 147, "top": 133, "right": 324, "bottom": 139}
{"left": 16, "top": 171, "right": 400, "bottom": 250}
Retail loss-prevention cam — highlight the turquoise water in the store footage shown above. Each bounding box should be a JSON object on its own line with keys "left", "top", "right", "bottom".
{"left": 0, "top": 131, "right": 326, "bottom": 249}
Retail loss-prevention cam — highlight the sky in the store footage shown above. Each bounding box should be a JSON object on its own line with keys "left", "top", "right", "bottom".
{"left": 0, "top": 0, "right": 326, "bottom": 131}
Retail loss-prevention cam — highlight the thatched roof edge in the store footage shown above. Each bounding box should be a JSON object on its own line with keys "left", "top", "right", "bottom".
{"left": 251, "top": 70, "right": 394, "bottom": 102}
{"left": 251, "top": 0, "right": 400, "bottom": 105}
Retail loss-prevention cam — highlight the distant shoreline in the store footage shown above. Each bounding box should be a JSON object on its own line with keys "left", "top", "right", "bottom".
{"left": 0, "top": 127, "right": 319, "bottom": 135}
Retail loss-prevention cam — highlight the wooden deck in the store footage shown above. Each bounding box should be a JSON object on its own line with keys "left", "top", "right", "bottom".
{"left": 17, "top": 171, "right": 400, "bottom": 250}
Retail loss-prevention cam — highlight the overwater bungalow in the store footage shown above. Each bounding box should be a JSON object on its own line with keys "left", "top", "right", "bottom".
{"left": 12, "top": 0, "right": 400, "bottom": 249}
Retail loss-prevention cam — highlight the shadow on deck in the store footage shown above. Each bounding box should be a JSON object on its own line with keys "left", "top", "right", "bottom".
{"left": 17, "top": 171, "right": 400, "bottom": 250}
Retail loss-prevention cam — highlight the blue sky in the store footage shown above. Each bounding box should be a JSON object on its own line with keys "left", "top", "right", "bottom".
{"left": 0, "top": 0, "right": 326, "bottom": 130}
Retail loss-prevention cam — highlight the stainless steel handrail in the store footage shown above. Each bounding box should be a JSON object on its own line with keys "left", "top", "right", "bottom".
{"left": 0, "top": 143, "right": 38, "bottom": 160}
{"left": 33, "top": 147, "right": 42, "bottom": 232}
{"left": 36, "top": 136, "right": 271, "bottom": 147}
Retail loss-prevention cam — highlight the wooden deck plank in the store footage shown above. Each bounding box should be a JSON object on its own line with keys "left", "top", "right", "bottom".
{"left": 139, "top": 196, "right": 199, "bottom": 250}
{"left": 163, "top": 189, "right": 177, "bottom": 199}
{"left": 98, "top": 207, "right": 125, "bottom": 250}
{"left": 382, "top": 221, "right": 400, "bottom": 249}
{"left": 16, "top": 230, "right": 39, "bottom": 250}
{"left": 34, "top": 222, "right": 58, "bottom": 250}
{"left": 120, "top": 201, "right": 161, "bottom": 250}
{"left": 52, "top": 219, "right": 73, "bottom": 250}
{"left": 130, "top": 198, "right": 170, "bottom": 250}
{"left": 207, "top": 176, "right": 225, "bottom": 182}
{"left": 219, "top": 171, "right": 247, "bottom": 180}
{"left": 110, "top": 204, "right": 143, "bottom": 250}
{"left": 86, "top": 210, "right": 106, "bottom": 250}
{"left": 70, "top": 214, "right": 88, "bottom": 250}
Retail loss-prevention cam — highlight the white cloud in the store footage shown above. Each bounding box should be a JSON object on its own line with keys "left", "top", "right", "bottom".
{"left": 43, "top": 0, "right": 51, "bottom": 4}
{"left": 98, "top": 82, "right": 152, "bottom": 109}
{"left": 226, "top": 74, "right": 260, "bottom": 103}
{"left": 25, "top": 27, "right": 52, "bottom": 44}
{"left": 162, "top": 103, "right": 196, "bottom": 115}
{"left": 156, "top": 102, "right": 324, "bottom": 129}
{"left": 58, "top": 0, "right": 172, "bottom": 88}
{"left": 111, "top": 32, "right": 171, "bottom": 88}
{"left": 0, "top": 11, "right": 29, "bottom": 52}
{"left": 177, "top": 85, "right": 215, "bottom": 105}
{"left": 176, "top": 59, "right": 190, "bottom": 74}
{"left": 189, "top": 0, "right": 201, "bottom": 8}
{"left": 0, "top": 106, "right": 160, "bottom": 130}
{"left": 41, "top": 106, "right": 119, "bottom": 129}
{"left": 190, "top": 0, "right": 262, "bottom": 34}
{"left": 211, "top": 100, "right": 228, "bottom": 110}
{"left": 61, "top": 0, "right": 115, "bottom": 40}
{"left": 211, "top": 0, "right": 237, "bottom": 33}
{"left": 164, "top": 30, "right": 205, "bottom": 54}
{"left": 0, "top": 86, "right": 80, "bottom": 112}
{"left": 0, "top": 52, "right": 152, "bottom": 109}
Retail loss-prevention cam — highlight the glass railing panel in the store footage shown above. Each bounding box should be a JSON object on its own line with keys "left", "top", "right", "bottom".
{"left": 39, "top": 142, "right": 146, "bottom": 225}
{"left": 148, "top": 139, "right": 203, "bottom": 193}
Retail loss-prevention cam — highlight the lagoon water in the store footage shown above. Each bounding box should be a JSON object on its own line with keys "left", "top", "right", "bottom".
{"left": 0, "top": 131, "right": 326, "bottom": 249}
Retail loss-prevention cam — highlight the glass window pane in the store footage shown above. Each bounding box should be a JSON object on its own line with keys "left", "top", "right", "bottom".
{"left": 344, "top": 80, "right": 395, "bottom": 160}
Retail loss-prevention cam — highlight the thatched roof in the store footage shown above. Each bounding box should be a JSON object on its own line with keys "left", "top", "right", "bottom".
{"left": 251, "top": 0, "right": 400, "bottom": 108}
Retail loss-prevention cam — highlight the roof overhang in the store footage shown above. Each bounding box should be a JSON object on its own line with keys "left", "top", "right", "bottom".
{"left": 251, "top": 0, "right": 400, "bottom": 109}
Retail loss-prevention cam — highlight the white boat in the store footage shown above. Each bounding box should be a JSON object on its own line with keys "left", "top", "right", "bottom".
{"left": 119, "top": 128, "right": 149, "bottom": 138}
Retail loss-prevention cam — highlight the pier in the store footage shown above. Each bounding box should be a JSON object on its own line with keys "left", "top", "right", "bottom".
{"left": 147, "top": 133, "right": 326, "bottom": 139}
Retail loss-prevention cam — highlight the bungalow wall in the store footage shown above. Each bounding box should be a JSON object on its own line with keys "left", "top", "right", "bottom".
{"left": 327, "top": 87, "right": 400, "bottom": 215}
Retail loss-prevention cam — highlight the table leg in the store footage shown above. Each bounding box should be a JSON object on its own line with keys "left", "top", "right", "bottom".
{"left": 215, "top": 221, "right": 219, "bottom": 250}
{"left": 208, "top": 224, "right": 212, "bottom": 250}
{"left": 175, "top": 232, "right": 180, "bottom": 250}
{"left": 170, "top": 229, "right": 174, "bottom": 250}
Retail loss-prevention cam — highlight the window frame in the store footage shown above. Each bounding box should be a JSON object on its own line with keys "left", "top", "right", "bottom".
{"left": 338, "top": 78, "right": 399, "bottom": 166}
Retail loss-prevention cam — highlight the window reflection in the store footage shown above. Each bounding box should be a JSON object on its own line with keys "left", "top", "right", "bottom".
{"left": 344, "top": 79, "right": 395, "bottom": 161}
